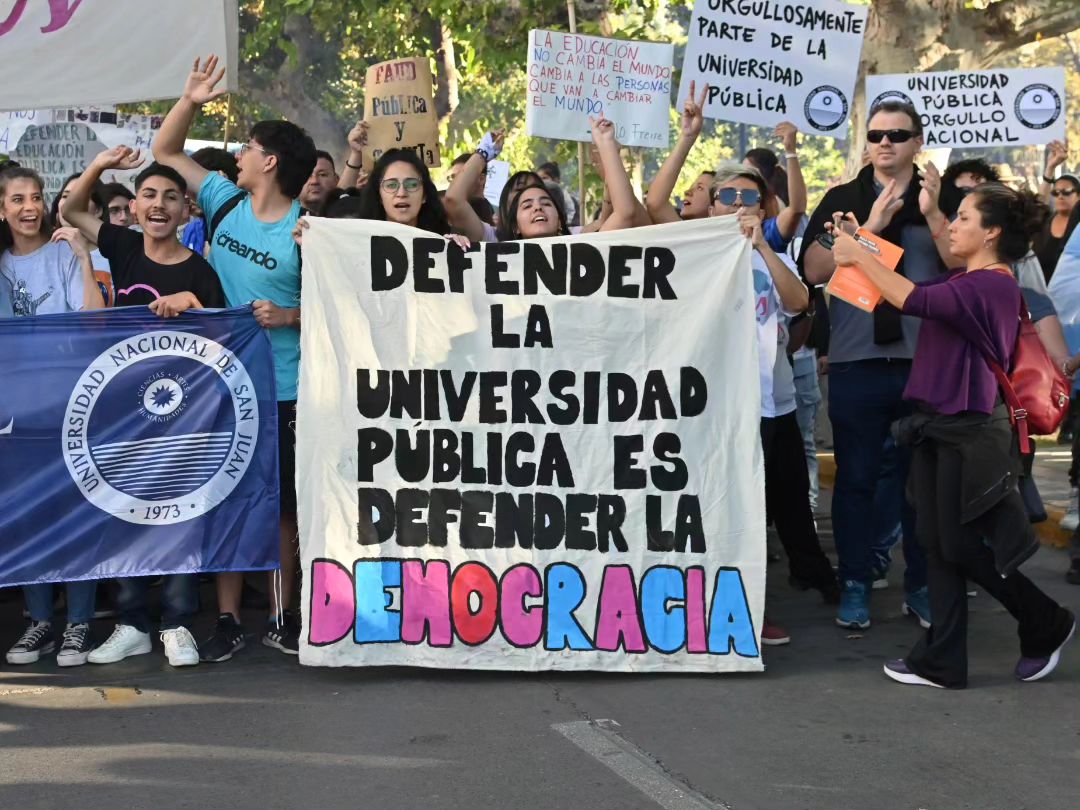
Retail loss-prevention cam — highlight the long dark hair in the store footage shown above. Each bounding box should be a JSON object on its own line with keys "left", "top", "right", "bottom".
{"left": 358, "top": 149, "right": 449, "bottom": 234}
{"left": 1, "top": 167, "right": 52, "bottom": 252}
{"left": 970, "top": 183, "right": 1049, "bottom": 263}
{"left": 502, "top": 182, "right": 569, "bottom": 240}
{"left": 50, "top": 172, "right": 107, "bottom": 227}
{"left": 496, "top": 171, "right": 545, "bottom": 239}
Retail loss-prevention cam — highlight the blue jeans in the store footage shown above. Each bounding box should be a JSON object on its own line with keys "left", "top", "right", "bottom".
{"left": 117, "top": 575, "right": 199, "bottom": 632}
{"left": 829, "top": 359, "right": 926, "bottom": 593}
{"left": 23, "top": 581, "right": 97, "bottom": 625}
{"left": 793, "top": 352, "right": 821, "bottom": 511}
{"left": 870, "top": 435, "right": 904, "bottom": 572}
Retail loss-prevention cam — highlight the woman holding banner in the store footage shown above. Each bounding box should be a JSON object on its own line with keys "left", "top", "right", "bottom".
{"left": 0, "top": 166, "right": 104, "bottom": 667}
{"left": 357, "top": 148, "right": 451, "bottom": 235}
{"left": 830, "top": 184, "right": 1075, "bottom": 688}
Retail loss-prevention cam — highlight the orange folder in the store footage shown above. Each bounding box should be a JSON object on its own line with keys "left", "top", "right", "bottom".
{"left": 826, "top": 229, "right": 904, "bottom": 312}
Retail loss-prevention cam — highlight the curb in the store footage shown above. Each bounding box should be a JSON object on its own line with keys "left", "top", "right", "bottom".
{"left": 816, "top": 454, "right": 1069, "bottom": 550}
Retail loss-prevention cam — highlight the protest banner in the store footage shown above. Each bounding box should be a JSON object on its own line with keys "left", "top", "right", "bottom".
{"left": 525, "top": 30, "right": 674, "bottom": 148}
{"left": 296, "top": 217, "right": 766, "bottom": 673}
{"left": 362, "top": 57, "right": 441, "bottom": 168}
{"left": 483, "top": 159, "right": 511, "bottom": 209}
{"left": 4, "top": 108, "right": 161, "bottom": 198}
{"left": 0, "top": 1, "right": 238, "bottom": 111}
{"left": 865, "top": 67, "right": 1067, "bottom": 148}
{"left": 678, "top": 0, "right": 867, "bottom": 139}
{"left": 0, "top": 308, "right": 279, "bottom": 587}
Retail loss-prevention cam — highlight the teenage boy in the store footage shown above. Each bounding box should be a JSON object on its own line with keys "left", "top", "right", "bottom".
{"left": 153, "top": 54, "right": 317, "bottom": 661}
{"left": 62, "top": 146, "right": 227, "bottom": 667}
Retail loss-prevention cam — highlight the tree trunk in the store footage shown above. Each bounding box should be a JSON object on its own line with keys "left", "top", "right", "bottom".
{"left": 847, "top": 0, "right": 1080, "bottom": 174}
{"left": 430, "top": 18, "right": 459, "bottom": 126}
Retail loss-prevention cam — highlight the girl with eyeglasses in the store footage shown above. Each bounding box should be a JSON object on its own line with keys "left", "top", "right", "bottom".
{"left": 709, "top": 163, "right": 840, "bottom": 647}
{"left": 1034, "top": 174, "right": 1080, "bottom": 283}
{"left": 357, "top": 148, "right": 451, "bottom": 235}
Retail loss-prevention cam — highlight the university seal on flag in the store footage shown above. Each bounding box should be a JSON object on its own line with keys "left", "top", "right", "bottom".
{"left": 62, "top": 330, "right": 259, "bottom": 526}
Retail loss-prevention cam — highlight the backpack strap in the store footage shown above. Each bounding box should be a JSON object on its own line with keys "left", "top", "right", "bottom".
{"left": 209, "top": 192, "right": 246, "bottom": 239}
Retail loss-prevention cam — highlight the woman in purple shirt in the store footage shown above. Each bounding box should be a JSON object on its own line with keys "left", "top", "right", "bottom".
{"left": 831, "top": 183, "right": 1075, "bottom": 689}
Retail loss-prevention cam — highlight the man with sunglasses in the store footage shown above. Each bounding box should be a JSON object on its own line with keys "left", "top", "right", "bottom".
{"left": 799, "top": 100, "right": 960, "bottom": 631}
{"left": 153, "top": 54, "right": 318, "bottom": 661}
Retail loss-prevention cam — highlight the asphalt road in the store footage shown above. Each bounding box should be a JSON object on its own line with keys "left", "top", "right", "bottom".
{"left": 2, "top": 517, "right": 1078, "bottom": 810}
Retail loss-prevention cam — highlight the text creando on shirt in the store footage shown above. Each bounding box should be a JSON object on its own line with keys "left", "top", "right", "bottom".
{"left": 198, "top": 172, "right": 302, "bottom": 401}
{"left": 96, "top": 222, "right": 225, "bottom": 309}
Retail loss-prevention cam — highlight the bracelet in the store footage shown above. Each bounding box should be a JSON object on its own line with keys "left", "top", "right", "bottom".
{"left": 784, "top": 152, "right": 798, "bottom": 160}
{"left": 346, "top": 160, "right": 362, "bottom": 170}
{"left": 1043, "top": 174, "right": 1055, "bottom": 184}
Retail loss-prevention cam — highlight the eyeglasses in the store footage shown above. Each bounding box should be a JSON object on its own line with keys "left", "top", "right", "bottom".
{"left": 238, "top": 142, "right": 269, "bottom": 157}
{"left": 1051, "top": 188, "right": 1077, "bottom": 198}
{"left": 380, "top": 178, "right": 422, "bottom": 194}
{"left": 107, "top": 205, "right": 129, "bottom": 215}
{"left": 712, "top": 187, "right": 761, "bottom": 207}
{"left": 867, "top": 129, "right": 915, "bottom": 144}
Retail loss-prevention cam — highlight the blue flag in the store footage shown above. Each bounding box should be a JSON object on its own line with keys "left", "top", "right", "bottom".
{"left": 0, "top": 307, "right": 280, "bottom": 587}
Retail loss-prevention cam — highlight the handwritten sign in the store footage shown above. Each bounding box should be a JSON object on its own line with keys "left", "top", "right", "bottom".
{"left": 483, "top": 159, "right": 511, "bottom": 209}
{"left": 525, "top": 30, "right": 674, "bottom": 148}
{"left": 678, "top": 0, "right": 867, "bottom": 139}
{"left": 865, "top": 67, "right": 1067, "bottom": 148}
{"left": 362, "top": 57, "right": 441, "bottom": 168}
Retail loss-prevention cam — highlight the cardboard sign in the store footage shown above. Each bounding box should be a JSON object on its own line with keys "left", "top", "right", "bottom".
{"left": 362, "top": 57, "right": 440, "bottom": 168}
{"left": 826, "top": 229, "right": 903, "bottom": 312}
{"left": 678, "top": 0, "right": 868, "bottom": 139}
{"left": 525, "top": 30, "right": 674, "bottom": 148}
{"left": 865, "top": 67, "right": 1067, "bottom": 148}
{"left": 297, "top": 216, "right": 765, "bottom": 672}
{"left": 483, "top": 159, "right": 511, "bottom": 208}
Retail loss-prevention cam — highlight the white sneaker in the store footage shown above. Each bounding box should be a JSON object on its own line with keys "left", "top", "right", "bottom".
{"left": 161, "top": 627, "right": 199, "bottom": 667}
{"left": 87, "top": 624, "right": 151, "bottom": 664}
{"left": 1061, "top": 488, "right": 1079, "bottom": 532}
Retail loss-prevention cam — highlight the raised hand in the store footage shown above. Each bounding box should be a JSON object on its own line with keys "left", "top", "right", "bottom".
{"left": 865, "top": 179, "right": 903, "bottom": 234}
{"left": 1045, "top": 140, "right": 1068, "bottom": 174}
{"left": 918, "top": 160, "right": 942, "bottom": 217}
{"left": 681, "top": 80, "right": 709, "bottom": 140}
{"left": 92, "top": 145, "right": 145, "bottom": 172}
{"left": 183, "top": 54, "right": 228, "bottom": 106}
{"left": 347, "top": 120, "right": 370, "bottom": 153}
{"left": 774, "top": 121, "right": 798, "bottom": 154}
{"left": 51, "top": 226, "right": 91, "bottom": 260}
{"left": 739, "top": 211, "right": 765, "bottom": 249}
{"left": 589, "top": 114, "right": 618, "bottom": 147}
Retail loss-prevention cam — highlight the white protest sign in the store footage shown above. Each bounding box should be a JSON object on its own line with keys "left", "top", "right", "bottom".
{"left": 0, "top": 0, "right": 237, "bottom": 111}
{"left": 296, "top": 217, "right": 766, "bottom": 673}
{"left": 4, "top": 108, "right": 160, "bottom": 199}
{"left": 483, "top": 159, "right": 511, "bottom": 208}
{"left": 526, "top": 30, "right": 674, "bottom": 148}
{"left": 678, "top": 0, "right": 867, "bottom": 139}
{"left": 866, "top": 67, "right": 1067, "bottom": 148}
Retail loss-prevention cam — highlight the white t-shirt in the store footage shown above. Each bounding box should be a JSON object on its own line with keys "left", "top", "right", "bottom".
{"left": 753, "top": 250, "right": 803, "bottom": 418}
{"left": 0, "top": 240, "right": 85, "bottom": 316}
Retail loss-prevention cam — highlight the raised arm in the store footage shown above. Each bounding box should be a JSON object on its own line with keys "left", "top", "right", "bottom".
{"left": 65, "top": 146, "right": 146, "bottom": 244}
{"left": 742, "top": 212, "right": 808, "bottom": 312}
{"left": 591, "top": 116, "right": 647, "bottom": 232}
{"left": 152, "top": 55, "right": 229, "bottom": 195}
{"left": 773, "top": 122, "right": 806, "bottom": 240}
{"left": 51, "top": 228, "right": 104, "bottom": 311}
{"left": 338, "top": 120, "right": 369, "bottom": 190}
{"left": 445, "top": 130, "right": 503, "bottom": 242}
{"left": 645, "top": 81, "right": 708, "bottom": 225}
{"left": 1040, "top": 140, "right": 1067, "bottom": 201}
{"left": 918, "top": 161, "right": 961, "bottom": 268}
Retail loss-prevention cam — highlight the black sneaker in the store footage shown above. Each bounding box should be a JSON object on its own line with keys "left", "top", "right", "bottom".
{"left": 263, "top": 611, "right": 299, "bottom": 655}
{"left": 6, "top": 621, "right": 56, "bottom": 664}
{"left": 57, "top": 623, "right": 93, "bottom": 667}
{"left": 1067, "top": 560, "right": 1080, "bottom": 586}
{"left": 199, "top": 613, "right": 246, "bottom": 662}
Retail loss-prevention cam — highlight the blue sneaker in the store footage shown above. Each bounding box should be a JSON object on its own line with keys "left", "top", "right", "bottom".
{"left": 836, "top": 580, "right": 870, "bottom": 629}
{"left": 902, "top": 586, "right": 932, "bottom": 629}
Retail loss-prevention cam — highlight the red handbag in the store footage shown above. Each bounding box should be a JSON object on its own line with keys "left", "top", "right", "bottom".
{"left": 983, "top": 298, "right": 1070, "bottom": 454}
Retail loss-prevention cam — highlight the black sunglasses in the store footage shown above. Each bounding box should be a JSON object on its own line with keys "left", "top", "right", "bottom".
{"left": 1051, "top": 188, "right": 1077, "bottom": 198}
{"left": 712, "top": 187, "right": 761, "bottom": 207}
{"left": 867, "top": 129, "right": 915, "bottom": 144}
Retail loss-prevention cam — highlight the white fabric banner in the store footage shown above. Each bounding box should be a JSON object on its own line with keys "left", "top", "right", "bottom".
{"left": 866, "top": 67, "right": 1067, "bottom": 148}
{"left": 297, "top": 217, "right": 766, "bottom": 673}
{"left": 0, "top": 1, "right": 238, "bottom": 111}
{"left": 678, "top": 0, "right": 867, "bottom": 139}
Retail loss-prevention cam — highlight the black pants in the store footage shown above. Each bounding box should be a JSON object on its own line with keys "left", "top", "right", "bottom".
{"left": 761, "top": 412, "right": 836, "bottom": 590}
{"left": 906, "top": 436, "right": 1071, "bottom": 688}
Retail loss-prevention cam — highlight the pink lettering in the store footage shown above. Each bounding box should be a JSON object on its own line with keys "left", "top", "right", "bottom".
{"left": 307, "top": 560, "right": 355, "bottom": 645}
{"left": 686, "top": 566, "right": 708, "bottom": 653}
{"left": 401, "top": 559, "right": 452, "bottom": 646}
{"left": 499, "top": 564, "right": 543, "bottom": 647}
{"left": 594, "top": 565, "right": 646, "bottom": 653}
{"left": 0, "top": 1, "right": 84, "bottom": 38}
